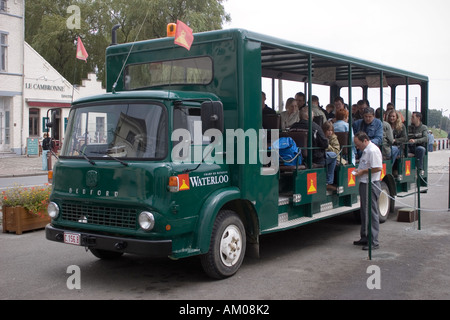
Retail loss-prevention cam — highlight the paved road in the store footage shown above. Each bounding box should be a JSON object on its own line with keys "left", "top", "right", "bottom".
{"left": 1, "top": 151, "right": 449, "bottom": 303}
{"left": 1, "top": 171, "right": 449, "bottom": 301}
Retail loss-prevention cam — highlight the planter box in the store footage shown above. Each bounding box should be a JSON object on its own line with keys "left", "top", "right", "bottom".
{"left": 2, "top": 206, "right": 51, "bottom": 235}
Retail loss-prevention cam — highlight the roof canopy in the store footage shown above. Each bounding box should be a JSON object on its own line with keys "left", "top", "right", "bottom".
{"left": 240, "top": 30, "right": 428, "bottom": 88}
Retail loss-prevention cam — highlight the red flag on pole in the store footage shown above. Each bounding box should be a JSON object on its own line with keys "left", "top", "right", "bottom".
{"left": 174, "top": 20, "right": 194, "bottom": 51}
{"left": 76, "top": 37, "right": 89, "bottom": 62}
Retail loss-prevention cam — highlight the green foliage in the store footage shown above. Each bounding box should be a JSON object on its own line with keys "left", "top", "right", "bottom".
{"left": 25, "top": 0, "right": 230, "bottom": 87}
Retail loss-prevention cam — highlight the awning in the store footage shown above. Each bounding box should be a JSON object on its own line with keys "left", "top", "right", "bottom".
{"left": 26, "top": 100, "right": 71, "bottom": 108}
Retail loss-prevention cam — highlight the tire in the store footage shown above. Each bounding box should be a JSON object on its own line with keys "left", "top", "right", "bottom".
{"left": 378, "top": 181, "right": 392, "bottom": 223}
{"left": 200, "top": 210, "right": 246, "bottom": 279}
{"left": 90, "top": 248, "right": 124, "bottom": 260}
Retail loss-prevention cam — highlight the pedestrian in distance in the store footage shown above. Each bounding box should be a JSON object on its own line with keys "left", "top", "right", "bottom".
{"left": 41, "top": 133, "right": 53, "bottom": 171}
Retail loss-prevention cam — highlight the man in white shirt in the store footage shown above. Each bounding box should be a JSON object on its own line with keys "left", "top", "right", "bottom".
{"left": 353, "top": 131, "right": 383, "bottom": 250}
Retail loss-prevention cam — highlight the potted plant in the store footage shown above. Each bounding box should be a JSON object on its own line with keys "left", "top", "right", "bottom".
{"left": 1, "top": 184, "right": 52, "bottom": 234}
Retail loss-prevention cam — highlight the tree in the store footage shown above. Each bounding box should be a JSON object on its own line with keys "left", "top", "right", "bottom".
{"left": 25, "top": 0, "right": 231, "bottom": 87}
{"left": 428, "top": 109, "right": 443, "bottom": 129}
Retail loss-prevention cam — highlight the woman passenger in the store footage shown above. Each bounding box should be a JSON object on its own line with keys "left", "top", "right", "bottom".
{"left": 386, "top": 109, "right": 406, "bottom": 164}
{"left": 280, "top": 98, "right": 299, "bottom": 130}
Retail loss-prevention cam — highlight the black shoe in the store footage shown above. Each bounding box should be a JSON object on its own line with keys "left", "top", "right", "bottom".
{"left": 353, "top": 239, "right": 367, "bottom": 246}
{"left": 362, "top": 244, "right": 379, "bottom": 250}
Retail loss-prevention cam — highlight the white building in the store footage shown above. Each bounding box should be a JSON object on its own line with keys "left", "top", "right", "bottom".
{"left": 0, "top": 0, "right": 104, "bottom": 155}
{"left": 0, "top": 0, "right": 24, "bottom": 153}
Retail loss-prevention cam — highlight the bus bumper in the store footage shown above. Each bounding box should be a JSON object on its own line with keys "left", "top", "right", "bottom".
{"left": 45, "top": 224, "right": 172, "bottom": 257}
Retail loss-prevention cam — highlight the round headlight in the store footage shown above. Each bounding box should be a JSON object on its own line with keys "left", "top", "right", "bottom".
{"left": 139, "top": 211, "right": 155, "bottom": 231}
{"left": 48, "top": 202, "right": 60, "bottom": 219}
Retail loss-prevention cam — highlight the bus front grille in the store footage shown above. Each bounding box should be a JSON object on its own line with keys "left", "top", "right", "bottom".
{"left": 61, "top": 203, "right": 137, "bottom": 229}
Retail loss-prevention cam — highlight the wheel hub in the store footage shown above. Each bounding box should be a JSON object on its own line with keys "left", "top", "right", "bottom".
{"left": 220, "top": 225, "right": 242, "bottom": 267}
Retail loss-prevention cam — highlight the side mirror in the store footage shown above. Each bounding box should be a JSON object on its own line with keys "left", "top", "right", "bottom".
{"left": 201, "top": 101, "right": 224, "bottom": 134}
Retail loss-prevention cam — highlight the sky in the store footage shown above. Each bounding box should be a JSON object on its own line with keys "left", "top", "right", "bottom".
{"left": 222, "top": 0, "right": 450, "bottom": 115}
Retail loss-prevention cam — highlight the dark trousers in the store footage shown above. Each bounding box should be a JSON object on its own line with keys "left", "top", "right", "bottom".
{"left": 359, "top": 181, "right": 381, "bottom": 246}
{"left": 408, "top": 145, "right": 426, "bottom": 170}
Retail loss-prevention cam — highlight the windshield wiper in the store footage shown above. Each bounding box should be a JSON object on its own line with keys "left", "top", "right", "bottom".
{"left": 75, "top": 149, "right": 96, "bottom": 165}
{"left": 105, "top": 153, "right": 129, "bottom": 167}
{"left": 88, "top": 150, "right": 129, "bottom": 167}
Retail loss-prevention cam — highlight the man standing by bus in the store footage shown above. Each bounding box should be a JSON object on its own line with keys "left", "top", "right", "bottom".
{"left": 353, "top": 131, "right": 383, "bottom": 250}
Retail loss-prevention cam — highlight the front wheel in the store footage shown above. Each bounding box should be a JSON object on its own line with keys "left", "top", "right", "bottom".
{"left": 90, "top": 248, "right": 124, "bottom": 260}
{"left": 200, "top": 210, "right": 246, "bottom": 279}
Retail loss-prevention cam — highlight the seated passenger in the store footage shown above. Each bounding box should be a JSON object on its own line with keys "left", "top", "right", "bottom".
{"left": 295, "top": 92, "right": 306, "bottom": 110}
{"left": 352, "top": 106, "right": 383, "bottom": 158}
{"left": 323, "top": 121, "right": 346, "bottom": 165}
{"left": 326, "top": 103, "right": 335, "bottom": 120}
{"left": 354, "top": 99, "right": 369, "bottom": 121}
{"left": 408, "top": 112, "right": 428, "bottom": 172}
{"left": 262, "top": 92, "right": 276, "bottom": 115}
{"left": 280, "top": 97, "right": 299, "bottom": 130}
{"left": 333, "top": 96, "right": 346, "bottom": 113}
{"left": 310, "top": 95, "right": 327, "bottom": 126}
{"left": 384, "top": 102, "right": 405, "bottom": 123}
{"left": 351, "top": 104, "right": 360, "bottom": 121}
{"left": 291, "top": 108, "right": 337, "bottom": 191}
{"left": 386, "top": 109, "right": 406, "bottom": 164}
{"left": 334, "top": 108, "right": 355, "bottom": 163}
{"left": 334, "top": 108, "right": 350, "bottom": 132}
{"left": 375, "top": 107, "right": 395, "bottom": 161}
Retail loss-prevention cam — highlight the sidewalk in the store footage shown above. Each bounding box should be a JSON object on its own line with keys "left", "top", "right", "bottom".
{"left": 0, "top": 153, "right": 52, "bottom": 178}
{"left": 0, "top": 150, "right": 449, "bottom": 178}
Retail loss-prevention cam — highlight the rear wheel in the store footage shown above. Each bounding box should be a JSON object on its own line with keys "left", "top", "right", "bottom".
{"left": 200, "top": 210, "right": 246, "bottom": 279}
{"left": 378, "top": 181, "right": 393, "bottom": 223}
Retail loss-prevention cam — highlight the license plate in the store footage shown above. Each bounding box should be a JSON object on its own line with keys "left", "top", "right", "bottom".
{"left": 64, "top": 232, "right": 81, "bottom": 246}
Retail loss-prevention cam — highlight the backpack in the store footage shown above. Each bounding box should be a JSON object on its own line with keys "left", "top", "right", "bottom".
{"left": 272, "top": 137, "right": 302, "bottom": 166}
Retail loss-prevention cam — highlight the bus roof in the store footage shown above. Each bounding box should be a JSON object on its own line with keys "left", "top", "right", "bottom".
{"left": 106, "top": 28, "right": 428, "bottom": 89}
{"left": 237, "top": 29, "right": 428, "bottom": 87}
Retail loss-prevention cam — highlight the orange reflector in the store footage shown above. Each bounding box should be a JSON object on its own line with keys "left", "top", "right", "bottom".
{"left": 166, "top": 225, "right": 171, "bottom": 231}
{"left": 169, "top": 176, "right": 178, "bottom": 186}
{"left": 168, "top": 176, "right": 179, "bottom": 192}
{"left": 167, "top": 23, "right": 176, "bottom": 37}
{"left": 48, "top": 170, "right": 53, "bottom": 183}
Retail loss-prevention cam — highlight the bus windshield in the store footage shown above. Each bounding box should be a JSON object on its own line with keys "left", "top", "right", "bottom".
{"left": 61, "top": 102, "right": 167, "bottom": 160}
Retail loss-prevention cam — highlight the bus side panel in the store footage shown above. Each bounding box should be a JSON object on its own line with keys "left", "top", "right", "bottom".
{"left": 254, "top": 171, "right": 279, "bottom": 231}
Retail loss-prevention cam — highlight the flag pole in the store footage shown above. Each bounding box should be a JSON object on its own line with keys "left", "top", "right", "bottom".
{"left": 72, "top": 36, "right": 78, "bottom": 103}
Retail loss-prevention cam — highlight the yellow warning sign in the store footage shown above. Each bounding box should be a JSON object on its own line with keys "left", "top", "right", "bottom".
{"left": 178, "top": 174, "right": 190, "bottom": 191}
{"left": 381, "top": 163, "right": 386, "bottom": 180}
{"left": 405, "top": 160, "right": 411, "bottom": 176}
{"left": 307, "top": 173, "right": 317, "bottom": 195}
{"left": 348, "top": 168, "right": 356, "bottom": 187}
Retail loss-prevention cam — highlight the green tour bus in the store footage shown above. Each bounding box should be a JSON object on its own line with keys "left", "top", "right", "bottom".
{"left": 45, "top": 28, "right": 428, "bottom": 279}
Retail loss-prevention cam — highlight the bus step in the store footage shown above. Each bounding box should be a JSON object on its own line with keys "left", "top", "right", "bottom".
{"left": 263, "top": 201, "right": 361, "bottom": 234}
{"left": 278, "top": 196, "right": 290, "bottom": 206}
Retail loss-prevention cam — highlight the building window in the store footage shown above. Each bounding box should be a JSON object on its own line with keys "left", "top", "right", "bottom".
{"left": 0, "top": 1, "right": 7, "bottom": 13}
{"left": 0, "top": 33, "right": 7, "bottom": 72}
{"left": 29, "top": 108, "right": 40, "bottom": 137}
{"left": 4, "top": 110, "right": 9, "bottom": 144}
